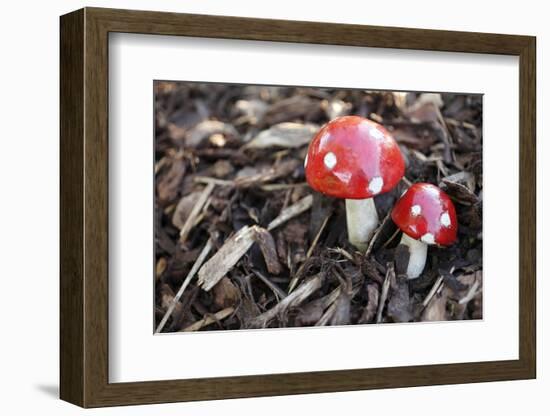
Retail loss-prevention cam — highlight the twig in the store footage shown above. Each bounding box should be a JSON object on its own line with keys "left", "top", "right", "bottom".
{"left": 155, "top": 238, "right": 214, "bottom": 333}
{"left": 252, "top": 269, "right": 287, "bottom": 301}
{"left": 260, "top": 182, "right": 307, "bottom": 191}
{"left": 422, "top": 275, "right": 445, "bottom": 308}
{"left": 401, "top": 176, "right": 413, "bottom": 187}
{"left": 235, "top": 159, "right": 299, "bottom": 188}
{"left": 381, "top": 227, "right": 401, "bottom": 249}
{"left": 179, "top": 182, "right": 215, "bottom": 243}
{"left": 315, "top": 302, "right": 338, "bottom": 326}
{"left": 193, "top": 176, "right": 307, "bottom": 192}
{"left": 436, "top": 108, "right": 455, "bottom": 164}
{"left": 307, "top": 213, "right": 331, "bottom": 258}
{"left": 376, "top": 264, "right": 394, "bottom": 323}
{"left": 288, "top": 212, "right": 331, "bottom": 293}
{"left": 327, "top": 247, "right": 356, "bottom": 263}
{"left": 181, "top": 307, "right": 235, "bottom": 332}
{"left": 459, "top": 279, "right": 481, "bottom": 305}
{"left": 194, "top": 176, "right": 234, "bottom": 187}
{"left": 364, "top": 211, "right": 391, "bottom": 257}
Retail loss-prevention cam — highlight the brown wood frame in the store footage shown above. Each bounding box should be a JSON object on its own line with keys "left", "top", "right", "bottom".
{"left": 60, "top": 7, "right": 536, "bottom": 408}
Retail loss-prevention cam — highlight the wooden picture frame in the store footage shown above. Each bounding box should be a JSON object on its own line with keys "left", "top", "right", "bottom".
{"left": 60, "top": 7, "right": 536, "bottom": 408}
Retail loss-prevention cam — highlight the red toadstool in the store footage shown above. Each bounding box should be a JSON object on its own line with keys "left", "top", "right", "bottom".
{"left": 305, "top": 116, "right": 405, "bottom": 251}
{"left": 391, "top": 183, "right": 458, "bottom": 279}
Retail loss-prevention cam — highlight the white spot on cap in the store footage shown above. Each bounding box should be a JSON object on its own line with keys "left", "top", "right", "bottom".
{"left": 334, "top": 171, "right": 352, "bottom": 184}
{"left": 411, "top": 204, "right": 421, "bottom": 216}
{"left": 441, "top": 212, "right": 451, "bottom": 227}
{"left": 324, "top": 152, "right": 337, "bottom": 170}
{"left": 420, "top": 233, "right": 435, "bottom": 244}
{"left": 304, "top": 153, "right": 308, "bottom": 168}
{"left": 370, "top": 127, "right": 385, "bottom": 140}
{"left": 368, "top": 176, "right": 384, "bottom": 194}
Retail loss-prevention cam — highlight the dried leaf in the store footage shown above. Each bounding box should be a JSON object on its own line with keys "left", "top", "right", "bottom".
{"left": 234, "top": 99, "right": 268, "bottom": 123}
{"left": 392, "top": 127, "right": 436, "bottom": 150}
{"left": 185, "top": 120, "right": 238, "bottom": 148}
{"left": 322, "top": 99, "right": 352, "bottom": 119}
{"left": 245, "top": 122, "right": 318, "bottom": 149}
{"left": 440, "top": 172, "right": 479, "bottom": 205}
{"left": 263, "top": 96, "right": 320, "bottom": 124}
{"left": 441, "top": 171, "right": 476, "bottom": 192}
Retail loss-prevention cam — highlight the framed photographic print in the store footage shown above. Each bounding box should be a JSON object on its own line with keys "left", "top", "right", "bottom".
{"left": 60, "top": 7, "right": 536, "bottom": 408}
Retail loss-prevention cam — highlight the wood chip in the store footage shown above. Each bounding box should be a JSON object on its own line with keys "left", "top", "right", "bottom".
{"left": 247, "top": 273, "right": 323, "bottom": 328}
{"left": 253, "top": 228, "right": 282, "bottom": 274}
{"left": 212, "top": 277, "right": 241, "bottom": 309}
{"left": 267, "top": 194, "right": 313, "bottom": 231}
{"left": 197, "top": 225, "right": 259, "bottom": 291}
{"left": 197, "top": 197, "right": 312, "bottom": 293}
{"left": 234, "top": 159, "right": 299, "bottom": 188}
{"left": 157, "top": 157, "right": 186, "bottom": 205}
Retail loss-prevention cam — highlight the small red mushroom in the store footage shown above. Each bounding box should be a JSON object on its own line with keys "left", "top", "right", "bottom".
{"left": 305, "top": 116, "right": 405, "bottom": 251}
{"left": 391, "top": 183, "right": 458, "bottom": 279}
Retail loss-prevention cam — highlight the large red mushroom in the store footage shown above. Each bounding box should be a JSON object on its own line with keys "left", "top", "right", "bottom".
{"left": 391, "top": 183, "right": 458, "bottom": 279}
{"left": 305, "top": 116, "right": 405, "bottom": 251}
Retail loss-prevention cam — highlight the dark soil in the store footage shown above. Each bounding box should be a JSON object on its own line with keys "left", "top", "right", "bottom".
{"left": 154, "top": 82, "right": 483, "bottom": 333}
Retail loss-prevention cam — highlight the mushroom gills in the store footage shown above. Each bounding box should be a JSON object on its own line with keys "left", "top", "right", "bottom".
{"left": 399, "top": 232, "right": 428, "bottom": 279}
{"left": 345, "top": 198, "right": 379, "bottom": 252}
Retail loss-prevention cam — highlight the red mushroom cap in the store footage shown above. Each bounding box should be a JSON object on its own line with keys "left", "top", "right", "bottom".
{"left": 305, "top": 116, "right": 405, "bottom": 199}
{"left": 391, "top": 183, "right": 457, "bottom": 246}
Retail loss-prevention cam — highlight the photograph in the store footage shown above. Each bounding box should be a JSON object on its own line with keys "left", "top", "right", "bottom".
{"left": 153, "top": 81, "right": 483, "bottom": 333}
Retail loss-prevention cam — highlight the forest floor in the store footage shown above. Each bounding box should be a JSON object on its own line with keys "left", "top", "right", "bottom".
{"left": 154, "top": 82, "right": 483, "bottom": 333}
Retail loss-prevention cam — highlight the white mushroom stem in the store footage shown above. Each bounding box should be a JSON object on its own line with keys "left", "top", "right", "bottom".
{"left": 345, "top": 198, "right": 378, "bottom": 252}
{"left": 399, "top": 233, "right": 428, "bottom": 279}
